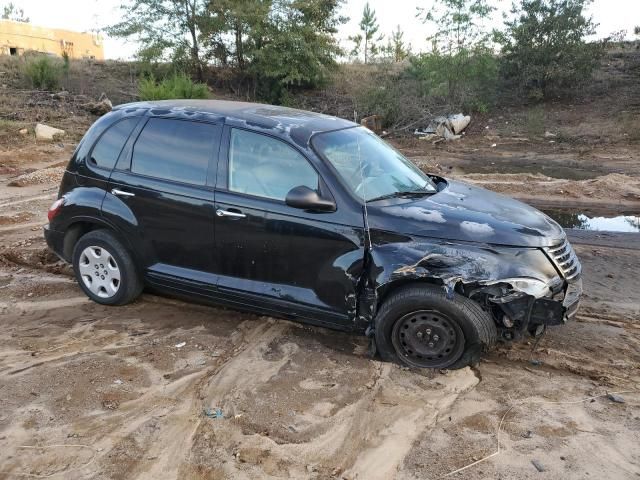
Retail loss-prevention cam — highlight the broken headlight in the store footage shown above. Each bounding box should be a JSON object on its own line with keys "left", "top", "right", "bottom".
{"left": 500, "top": 277, "right": 561, "bottom": 299}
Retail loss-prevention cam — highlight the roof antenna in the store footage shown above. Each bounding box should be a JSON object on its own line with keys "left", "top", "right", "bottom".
{"left": 357, "top": 132, "right": 372, "bottom": 251}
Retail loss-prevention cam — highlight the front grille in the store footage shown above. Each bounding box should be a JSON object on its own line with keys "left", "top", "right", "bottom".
{"left": 545, "top": 238, "right": 581, "bottom": 282}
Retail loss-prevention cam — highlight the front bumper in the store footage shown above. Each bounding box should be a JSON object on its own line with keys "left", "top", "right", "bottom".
{"left": 530, "top": 277, "right": 582, "bottom": 327}
{"left": 518, "top": 236, "right": 583, "bottom": 332}
{"left": 494, "top": 276, "right": 582, "bottom": 340}
{"left": 44, "top": 224, "right": 66, "bottom": 260}
{"left": 562, "top": 278, "right": 582, "bottom": 320}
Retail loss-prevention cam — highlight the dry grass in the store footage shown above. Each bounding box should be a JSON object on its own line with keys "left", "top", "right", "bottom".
{"left": 0, "top": 56, "right": 140, "bottom": 104}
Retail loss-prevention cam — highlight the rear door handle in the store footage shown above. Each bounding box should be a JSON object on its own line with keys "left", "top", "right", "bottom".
{"left": 111, "top": 188, "right": 135, "bottom": 198}
{"left": 216, "top": 208, "right": 246, "bottom": 219}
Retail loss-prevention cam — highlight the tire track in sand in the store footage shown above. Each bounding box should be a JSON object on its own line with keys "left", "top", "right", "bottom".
{"left": 177, "top": 324, "right": 479, "bottom": 479}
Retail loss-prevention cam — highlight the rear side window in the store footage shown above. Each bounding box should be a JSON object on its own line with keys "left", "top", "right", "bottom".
{"left": 131, "top": 118, "right": 217, "bottom": 185}
{"left": 89, "top": 118, "right": 139, "bottom": 170}
{"left": 228, "top": 128, "right": 318, "bottom": 201}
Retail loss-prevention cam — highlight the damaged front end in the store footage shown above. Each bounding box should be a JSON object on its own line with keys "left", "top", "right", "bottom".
{"left": 466, "top": 272, "right": 582, "bottom": 341}
{"left": 493, "top": 238, "right": 581, "bottom": 340}
{"left": 364, "top": 232, "right": 582, "bottom": 342}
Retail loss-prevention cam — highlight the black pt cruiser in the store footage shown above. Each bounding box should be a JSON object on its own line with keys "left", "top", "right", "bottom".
{"left": 45, "top": 100, "right": 582, "bottom": 369}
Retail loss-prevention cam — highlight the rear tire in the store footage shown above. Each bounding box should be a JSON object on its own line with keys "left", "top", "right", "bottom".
{"left": 72, "top": 229, "right": 142, "bottom": 306}
{"left": 374, "top": 284, "right": 497, "bottom": 369}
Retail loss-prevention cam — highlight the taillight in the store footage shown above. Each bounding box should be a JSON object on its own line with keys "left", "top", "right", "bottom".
{"left": 47, "top": 197, "right": 66, "bottom": 222}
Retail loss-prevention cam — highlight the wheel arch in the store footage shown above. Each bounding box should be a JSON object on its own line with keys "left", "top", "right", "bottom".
{"left": 375, "top": 277, "right": 446, "bottom": 312}
{"left": 62, "top": 217, "right": 134, "bottom": 262}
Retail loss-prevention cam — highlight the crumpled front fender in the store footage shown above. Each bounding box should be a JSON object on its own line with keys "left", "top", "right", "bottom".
{"left": 370, "top": 234, "right": 558, "bottom": 292}
{"left": 355, "top": 231, "right": 562, "bottom": 328}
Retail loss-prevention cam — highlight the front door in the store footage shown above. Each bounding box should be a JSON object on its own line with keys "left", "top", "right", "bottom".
{"left": 104, "top": 117, "right": 222, "bottom": 291}
{"left": 213, "top": 127, "right": 365, "bottom": 328}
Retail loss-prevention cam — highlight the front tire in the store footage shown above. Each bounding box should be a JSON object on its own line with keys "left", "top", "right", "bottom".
{"left": 72, "top": 230, "right": 142, "bottom": 305}
{"left": 375, "top": 284, "right": 497, "bottom": 369}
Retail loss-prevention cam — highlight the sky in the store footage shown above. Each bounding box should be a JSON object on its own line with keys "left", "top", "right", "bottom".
{"left": 8, "top": 0, "right": 640, "bottom": 60}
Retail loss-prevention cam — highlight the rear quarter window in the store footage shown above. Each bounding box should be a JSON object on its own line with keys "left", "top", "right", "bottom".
{"left": 89, "top": 117, "right": 139, "bottom": 170}
{"left": 131, "top": 118, "right": 217, "bottom": 185}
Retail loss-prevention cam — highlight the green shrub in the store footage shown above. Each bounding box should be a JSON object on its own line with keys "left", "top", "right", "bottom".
{"left": 470, "top": 99, "right": 490, "bottom": 114}
{"left": 350, "top": 65, "right": 432, "bottom": 129}
{"left": 356, "top": 84, "right": 403, "bottom": 127}
{"left": 408, "top": 48, "right": 498, "bottom": 111}
{"left": 24, "top": 56, "right": 62, "bottom": 90}
{"left": 498, "top": 0, "right": 606, "bottom": 99}
{"left": 61, "top": 51, "right": 70, "bottom": 75}
{"left": 138, "top": 73, "right": 209, "bottom": 100}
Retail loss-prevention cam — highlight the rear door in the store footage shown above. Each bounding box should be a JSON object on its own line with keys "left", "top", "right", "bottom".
{"left": 103, "top": 116, "right": 222, "bottom": 293}
{"left": 212, "top": 126, "right": 365, "bottom": 328}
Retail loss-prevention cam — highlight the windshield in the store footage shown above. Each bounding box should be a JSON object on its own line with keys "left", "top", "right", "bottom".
{"left": 312, "top": 127, "right": 436, "bottom": 202}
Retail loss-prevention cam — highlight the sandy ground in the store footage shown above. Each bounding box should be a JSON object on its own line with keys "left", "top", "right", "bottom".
{"left": 0, "top": 132, "right": 638, "bottom": 480}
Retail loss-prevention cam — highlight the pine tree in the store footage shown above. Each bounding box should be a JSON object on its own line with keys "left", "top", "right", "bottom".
{"left": 358, "top": 2, "right": 382, "bottom": 64}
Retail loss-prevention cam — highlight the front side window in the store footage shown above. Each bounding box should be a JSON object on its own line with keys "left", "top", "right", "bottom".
{"left": 312, "top": 127, "right": 436, "bottom": 202}
{"left": 89, "top": 118, "right": 139, "bottom": 170}
{"left": 131, "top": 118, "right": 217, "bottom": 185}
{"left": 228, "top": 128, "right": 318, "bottom": 201}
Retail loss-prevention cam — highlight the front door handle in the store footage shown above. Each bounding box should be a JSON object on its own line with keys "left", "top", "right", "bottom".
{"left": 216, "top": 208, "right": 246, "bottom": 219}
{"left": 111, "top": 188, "right": 135, "bottom": 198}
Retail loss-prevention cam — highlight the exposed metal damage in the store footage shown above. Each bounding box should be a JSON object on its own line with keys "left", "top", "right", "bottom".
{"left": 356, "top": 219, "right": 582, "bottom": 343}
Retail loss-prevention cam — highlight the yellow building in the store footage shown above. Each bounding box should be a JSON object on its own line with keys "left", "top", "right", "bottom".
{"left": 0, "top": 20, "right": 104, "bottom": 60}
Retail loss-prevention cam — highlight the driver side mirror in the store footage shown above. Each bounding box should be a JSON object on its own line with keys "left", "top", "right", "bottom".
{"left": 285, "top": 185, "right": 336, "bottom": 212}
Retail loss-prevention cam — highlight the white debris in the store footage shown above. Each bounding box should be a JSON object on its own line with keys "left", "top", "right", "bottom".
{"left": 449, "top": 113, "right": 471, "bottom": 134}
{"left": 414, "top": 113, "right": 471, "bottom": 142}
{"left": 35, "top": 123, "right": 65, "bottom": 141}
{"left": 174, "top": 342, "right": 186, "bottom": 348}
{"left": 113, "top": 379, "right": 123, "bottom": 385}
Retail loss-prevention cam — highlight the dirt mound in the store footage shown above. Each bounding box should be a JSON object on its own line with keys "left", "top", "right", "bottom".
{"left": 462, "top": 173, "right": 640, "bottom": 204}
{"left": 0, "top": 246, "right": 68, "bottom": 274}
{"left": 8, "top": 166, "right": 65, "bottom": 187}
{"left": 0, "top": 211, "right": 33, "bottom": 225}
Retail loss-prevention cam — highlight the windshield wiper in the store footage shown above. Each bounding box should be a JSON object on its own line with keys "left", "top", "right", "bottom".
{"left": 367, "top": 190, "right": 434, "bottom": 202}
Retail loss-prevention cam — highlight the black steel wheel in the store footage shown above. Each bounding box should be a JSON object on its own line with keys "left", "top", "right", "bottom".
{"left": 391, "top": 309, "right": 465, "bottom": 368}
{"left": 375, "top": 284, "right": 498, "bottom": 369}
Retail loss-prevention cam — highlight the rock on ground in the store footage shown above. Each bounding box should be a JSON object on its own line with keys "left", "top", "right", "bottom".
{"left": 35, "top": 124, "right": 65, "bottom": 141}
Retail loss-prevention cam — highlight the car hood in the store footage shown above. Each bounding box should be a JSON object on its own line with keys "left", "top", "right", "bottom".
{"left": 368, "top": 179, "right": 565, "bottom": 247}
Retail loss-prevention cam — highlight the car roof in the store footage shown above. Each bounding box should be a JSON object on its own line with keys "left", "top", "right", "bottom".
{"left": 114, "top": 99, "right": 358, "bottom": 148}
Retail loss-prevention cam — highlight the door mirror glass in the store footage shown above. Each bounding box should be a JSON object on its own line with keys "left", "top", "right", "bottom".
{"left": 285, "top": 186, "right": 336, "bottom": 212}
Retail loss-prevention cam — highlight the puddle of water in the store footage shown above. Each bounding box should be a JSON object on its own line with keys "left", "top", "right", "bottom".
{"left": 452, "top": 164, "right": 601, "bottom": 180}
{"left": 544, "top": 209, "right": 640, "bottom": 232}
